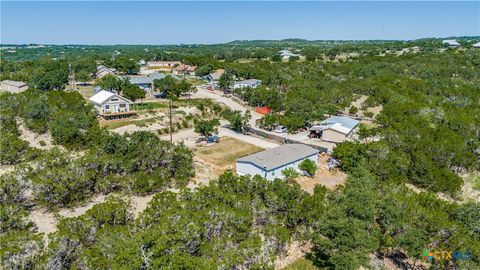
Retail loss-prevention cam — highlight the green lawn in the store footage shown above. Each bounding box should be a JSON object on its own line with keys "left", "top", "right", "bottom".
{"left": 133, "top": 102, "right": 168, "bottom": 111}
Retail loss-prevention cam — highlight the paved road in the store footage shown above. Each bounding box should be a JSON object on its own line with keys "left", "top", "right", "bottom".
{"left": 191, "top": 87, "right": 336, "bottom": 152}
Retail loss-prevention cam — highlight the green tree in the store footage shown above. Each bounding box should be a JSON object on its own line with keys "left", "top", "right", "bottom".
{"left": 219, "top": 72, "right": 233, "bottom": 90}
{"left": 221, "top": 109, "right": 251, "bottom": 133}
{"left": 122, "top": 84, "right": 145, "bottom": 103}
{"left": 194, "top": 118, "right": 220, "bottom": 137}
{"left": 95, "top": 74, "right": 122, "bottom": 93}
{"left": 281, "top": 167, "right": 300, "bottom": 183}
{"left": 299, "top": 159, "right": 317, "bottom": 177}
{"left": 349, "top": 106, "right": 359, "bottom": 115}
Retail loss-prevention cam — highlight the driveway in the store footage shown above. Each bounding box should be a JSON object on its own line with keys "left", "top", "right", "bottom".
{"left": 192, "top": 87, "right": 336, "bottom": 152}
{"left": 192, "top": 87, "right": 262, "bottom": 126}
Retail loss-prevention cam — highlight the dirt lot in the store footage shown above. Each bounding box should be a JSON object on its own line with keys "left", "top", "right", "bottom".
{"left": 17, "top": 119, "right": 56, "bottom": 150}
{"left": 195, "top": 137, "right": 264, "bottom": 173}
{"left": 344, "top": 94, "right": 383, "bottom": 120}
{"left": 295, "top": 153, "right": 347, "bottom": 193}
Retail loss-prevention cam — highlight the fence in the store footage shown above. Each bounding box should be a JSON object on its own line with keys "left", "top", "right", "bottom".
{"left": 246, "top": 127, "right": 329, "bottom": 153}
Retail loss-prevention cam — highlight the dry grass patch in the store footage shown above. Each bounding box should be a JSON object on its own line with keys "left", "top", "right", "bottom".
{"left": 295, "top": 154, "right": 347, "bottom": 193}
{"left": 77, "top": 85, "right": 95, "bottom": 100}
{"left": 195, "top": 137, "right": 263, "bottom": 171}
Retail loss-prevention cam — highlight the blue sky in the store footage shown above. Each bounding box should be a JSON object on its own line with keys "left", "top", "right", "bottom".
{"left": 1, "top": 1, "right": 479, "bottom": 44}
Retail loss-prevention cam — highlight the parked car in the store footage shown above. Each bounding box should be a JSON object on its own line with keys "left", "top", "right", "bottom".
{"left": 274, "top": 126, "right": 287, "bottom": 133}
{"left": 153, "top": 92, "right": 166, "bottom": 98}
{"left": 207, "top": 134, "right": 220, "bottom": 143}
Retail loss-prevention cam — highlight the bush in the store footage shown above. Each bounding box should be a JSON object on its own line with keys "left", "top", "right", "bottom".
{"left": 299, "top": 159, "right": 317, "bottom": 177}
{"left": 0, "top": 135, "right": 30, "bottom": 165}
{"left": 281, "top": 168, "right": 300, "bottom": 183}
{"left": 349, "top": 106, "right": 359, "bottom": 115}
{"left": 363, "top": 111, "right": 374, "bottom": 118}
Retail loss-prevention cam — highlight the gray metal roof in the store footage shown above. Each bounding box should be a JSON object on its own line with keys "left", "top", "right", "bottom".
{"left": 148, "top": 73, "right": 167, "bottom": 81}
{"left": 148, "top": 73, "right": 180, "bottom": 81}
{"left": 236, "top": 79, "right": 261, "bottom": 85}
{"left": 1, "top": 80, "right": 26, "bottom": 87}
{"left": 129, "top": 76, "right": 152, "bottom": 85}
{"left": 236, "top": 144, "right": 319, "bottom": 171}
{"left": 319, "top": 116, "right": 359, "bottom": 130}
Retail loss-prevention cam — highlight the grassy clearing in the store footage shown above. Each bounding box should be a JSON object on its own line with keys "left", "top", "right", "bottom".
{"left": 281, "top": 258, "right": 318, "bottom": 270}
{"left": 133, "top": 102, "right": 168, "bottom": 111}
{"left": 195, "top": 137, "right": 263, "bottom": 170}
{"left": 77, "top": 85, "right": 94, "bottom": 99}
{"left": 464, "top": 173, "right": 480, "bottom": 190}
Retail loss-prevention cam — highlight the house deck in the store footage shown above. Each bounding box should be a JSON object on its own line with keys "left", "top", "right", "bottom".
{"left": 101, "top": 111, "right": 137, "bottom": 120}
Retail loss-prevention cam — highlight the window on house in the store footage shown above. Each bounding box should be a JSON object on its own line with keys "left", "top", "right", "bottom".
{"left": 111, "top": 98, "right": 118, "bottom": 102}
{"left": 105, "top": 105, "right": 110, "bottom": 109}
{"left": 119, "top": 104, "right": 126, "bottom": 108}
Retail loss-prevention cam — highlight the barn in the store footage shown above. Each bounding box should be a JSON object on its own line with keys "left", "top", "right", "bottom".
{"left": 236, "top": 144, "right": 319, "bottom": 181}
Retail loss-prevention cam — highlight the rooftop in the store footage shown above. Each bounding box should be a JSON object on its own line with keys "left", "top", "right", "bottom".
{"left": 442, "top": 39, "right": 460, "bottom": 46}
{"left": 236, "top": 144, "right": 319, "bottom": 171}
{"left": 129, "top": 76, "right": 152, "bottom": 85}
{"left": 1, "top": 80, "right": 27, "bottom": 87}
{"left": 89, "top": 90, "right": 115, "bottom": 105}
{"left": 208, "top": 69, "right": 225, "bottom": 80}
{"left": 236, "top": 79, "right": 261, "bottom": 85}
{"left": 315, "top": 116, "right": 360, "bottom": 135}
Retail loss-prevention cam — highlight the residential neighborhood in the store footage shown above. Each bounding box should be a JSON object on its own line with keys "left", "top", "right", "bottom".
{"left": 1, "top": 1, "right": 479, "bottom": 270}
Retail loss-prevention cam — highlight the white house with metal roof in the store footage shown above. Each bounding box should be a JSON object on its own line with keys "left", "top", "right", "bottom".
{"left": 278, "top": 50, "right": 299, "bottom": 60}
{"left": 233, "top": 79, "right": 261, "bottom": 89}
{"left": 89, "top": 90, "right": 133, "bottom": 119}
{"left": 473, "top": 42, "right": 480, "bottom": 48}
{"left": 236, "top": 144, "right": 319, "bottom": 181}
{"left": 1, "top": 80, "right": 28, "bottom": 93}
{"left": 442, "top": 40, "right": 461, "bottom": 47}
{"left": 310, "top": 116, "right": 359, "bottom": 143}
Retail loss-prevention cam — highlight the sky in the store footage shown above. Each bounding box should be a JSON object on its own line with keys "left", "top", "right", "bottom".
{"left": 1, "top": 1, "right": 479, "bottom": 45}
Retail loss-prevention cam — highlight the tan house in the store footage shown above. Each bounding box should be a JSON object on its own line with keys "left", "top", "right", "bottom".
{"left": 173, "top": 64, "right": 197, "bottom": 76}
{"left": 95, "top": 65, "right": 117, "bottom": 78}
{"left": 1, "top": 80, "right": 28, "bottom": 93}
{"left": 146, "top": 61, "right": 182, "bottom": 70}
{"left": 89, "top": 90, "right": 134, "bottom": 119}
{"left": 204, "top": 69, "right": 225, "bottom": 84}
{"left": 310, "top": 116, "right": 359, "bottom": 143}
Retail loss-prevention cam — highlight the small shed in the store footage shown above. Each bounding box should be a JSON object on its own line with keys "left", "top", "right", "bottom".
{"left": 1, "top": 80, "right": 28, "bottom": 93}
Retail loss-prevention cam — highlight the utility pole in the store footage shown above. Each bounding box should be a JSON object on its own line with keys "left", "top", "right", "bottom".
{"left": 169, "top": 98, "right": 173, "bottom": 143}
